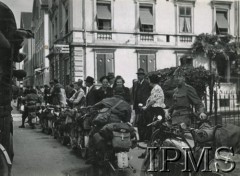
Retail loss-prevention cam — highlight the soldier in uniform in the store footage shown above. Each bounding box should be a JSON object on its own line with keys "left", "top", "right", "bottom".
{"left": 165, "top": 68, "right": 207, "bottom": 126}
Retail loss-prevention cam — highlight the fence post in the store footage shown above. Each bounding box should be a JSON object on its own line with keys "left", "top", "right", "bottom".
{"left": 214, "top": 90, "right": 218, "bottom": 125}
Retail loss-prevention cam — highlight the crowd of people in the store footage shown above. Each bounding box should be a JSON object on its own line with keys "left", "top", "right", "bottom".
{"left": 13, "top": 68, "right": 207, "bottom": 154}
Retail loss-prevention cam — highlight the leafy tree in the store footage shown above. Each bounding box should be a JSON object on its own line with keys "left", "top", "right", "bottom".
{"left": 149, "top": 66, "right": 211, "bottom": 99}
{"left": 191, "top": 33, "right": 238, "bottom": 113}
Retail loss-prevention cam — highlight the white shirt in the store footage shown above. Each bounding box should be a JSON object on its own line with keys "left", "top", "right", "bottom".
{"left": 146, "top": 84, "right": 165, "bottom": 108}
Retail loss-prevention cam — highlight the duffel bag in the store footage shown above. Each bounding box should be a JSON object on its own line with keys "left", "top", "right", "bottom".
{"left": 194, "top": 122, "right": 215, "bottom": 143}
{"left": 92, "top": 108, "right": 111, "bottom": 126}
{"left": 112, "top": 131, "right": 131, "bottom": 152}
{"left": 99, "top": 122, "right": 135, "bottom": 140}
{"left": 215, "top": 124, "right": 240, "bottom": 154}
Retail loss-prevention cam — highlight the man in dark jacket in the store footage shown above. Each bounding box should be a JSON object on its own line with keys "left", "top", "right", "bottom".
{"left": 94, "top": 87, "right": 132, "bottom": 123}
{"left": 85, "top": 76, "right": 97, "bottom": 106}
{"left": 132, "top": 68, "right": 151, "bottom": 141}
{"left": 86, "top": 87, "right": 132, "bottom": 164}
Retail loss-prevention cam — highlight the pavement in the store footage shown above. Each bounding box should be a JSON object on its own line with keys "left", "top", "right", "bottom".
{"left": 10, "top": 102, "right": 146, "bottom": 176}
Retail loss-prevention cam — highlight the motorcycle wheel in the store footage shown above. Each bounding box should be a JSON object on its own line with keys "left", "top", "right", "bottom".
{"left": 0, "top": 149, "right": 10, "bottom": 176}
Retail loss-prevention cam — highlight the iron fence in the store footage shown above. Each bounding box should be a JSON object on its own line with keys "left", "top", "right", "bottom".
{"left": 205, "top": 92, "right": 240, "bottom": 126}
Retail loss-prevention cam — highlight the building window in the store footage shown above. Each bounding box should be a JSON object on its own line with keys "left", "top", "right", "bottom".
{"left": 138, "top": 54, "right": 156, "bottom": 73}
{"left": 180, "top": 57, "right": 193, "bottom": 67}
{"left": 96, "top": 52, "right": 114, "bottom": 82}
{"left": 216, "top": 10, "right": 228, "bottom": 35}
{"left": 139, "top": 5, "right": 154, "bottom": 32}
{"left": 179, "top": 6, "right": 192, "bottom": 33}
{"left": 96, "top": 2, "right": 112, "bottom": 30}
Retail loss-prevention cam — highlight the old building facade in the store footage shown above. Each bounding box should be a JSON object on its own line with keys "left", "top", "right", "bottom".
{"left": 20, "top": 12, "right": 34, "bottom": 87}
{"left": 46, "top": 0, "right": 239, "bottom": 88}
{"left": 31, "top": 0, "right": 50, "bottom": 87}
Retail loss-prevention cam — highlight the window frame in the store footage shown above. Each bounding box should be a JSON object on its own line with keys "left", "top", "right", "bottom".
{"left": 178, "top": 6, "right": 192, "bottom": 34}
{"left": 174, "top": 0, "right": 195, "bottom": 35}
{"left": 96, "top": 1, "right": 112, "bottom": 31}
{"left": 215, "top": 9, "right": 229, "bottom": 35}
{"left": 139, "top": 3, "right": 155, "bottom": 33}
{"left": 211, "top": 1, "right": 232, "bottom": 35}
{"left": 137, "top": 51, "right": 156, "bottom": 73}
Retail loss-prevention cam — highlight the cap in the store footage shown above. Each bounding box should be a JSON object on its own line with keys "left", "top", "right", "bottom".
{"left": 136, "top": 68, "right": 145, "bottom": 75}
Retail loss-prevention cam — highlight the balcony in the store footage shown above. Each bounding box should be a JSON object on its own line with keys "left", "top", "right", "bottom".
{"left": 97, "top": 32, "right": 112, "bottom": 40}
{"left": 179, "top": 36, "right": 192, "bottom": 43}
{"left": 140, "top": 34, "right": 154, "bottom": 42}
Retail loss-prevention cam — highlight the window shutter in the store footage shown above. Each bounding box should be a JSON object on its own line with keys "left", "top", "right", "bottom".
{"left": 105, "top": 53, "right": 114, "bottom": 75}
{"left": 139, "top": 6, "right": 154, "bottom": 25}
{"left": 96, "top": 54, "right": 106, "bottom": 81}
{"left": 147, "top": 54, "right": 156, "bottom": 72}
{"left": 139, "top": 55, "right": 148, "bottom": 72}
{"left": 97, "top": 3, "right": 111, "bottom": 20}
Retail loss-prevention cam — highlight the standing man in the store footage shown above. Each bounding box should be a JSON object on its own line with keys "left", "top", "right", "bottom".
{"left": 132, "top": 68, "right": 151, "bottom": 140}
{"left": 165, "top": 67, "right": 207, "bottom": 126}
{"left": 85, "top": 76, "right": 97, "bottom": 106}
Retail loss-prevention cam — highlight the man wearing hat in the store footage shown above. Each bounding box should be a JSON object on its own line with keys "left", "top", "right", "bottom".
{"left": 132, "top": 68, "right": 151, "bottom": 140}
{"left": 85, "top": 76, "right": 97, "bottom": 106}
{"left": 165, "top": 67, "right": 207, "bottom": 126}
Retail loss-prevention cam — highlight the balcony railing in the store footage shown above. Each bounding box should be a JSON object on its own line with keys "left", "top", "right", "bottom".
{"left": 140, "top": 34, "right": 154, "bottom": 42}
{"left": 97, "top": 32, "right": 112, "bottom": 40}
{"left": 179, "top": 36, "right": 192, "bottom": 43}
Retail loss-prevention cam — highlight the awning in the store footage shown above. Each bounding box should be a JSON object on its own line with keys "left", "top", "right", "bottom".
{"left": 97, "top": 4, "right": 111, "bottom": 20}
{"left": 139, "top": 7, "right": 154, "bottom": 25}
{"left": 216, "top": 12, "right": 228, "bottom": 29}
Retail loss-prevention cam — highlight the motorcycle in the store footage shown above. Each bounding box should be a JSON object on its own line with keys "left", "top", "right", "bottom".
{"left": 140, "top": 115, "right": 221, "bottom": 176}
{"left": 40, "top": 105, "right": 53, "bottom": 134}
{"left": 0, "top": 130, "right": 12, "bottom": 176}
{"left": 57, "top": 107, "right": 76, "bottom": 146}
{"left": 26, "top": 104, "right": 40, "bottom": 129}
{"left": 40, "top": 105, "right": 60, "bottom": 135}
{"left": 70, "top": 107, "right": 98, "bottom": 158}
{"left": 92, "top": 122, "right": 138, "bottom": 176}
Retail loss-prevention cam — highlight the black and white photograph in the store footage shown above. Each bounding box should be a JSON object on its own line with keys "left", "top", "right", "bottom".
{"left": 1, "top": 0, "right": 240, "bottom": 175}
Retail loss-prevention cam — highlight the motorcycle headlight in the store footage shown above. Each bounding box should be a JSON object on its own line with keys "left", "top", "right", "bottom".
{"left": 157, "top": 115, "right": 162, "bottom": 120}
